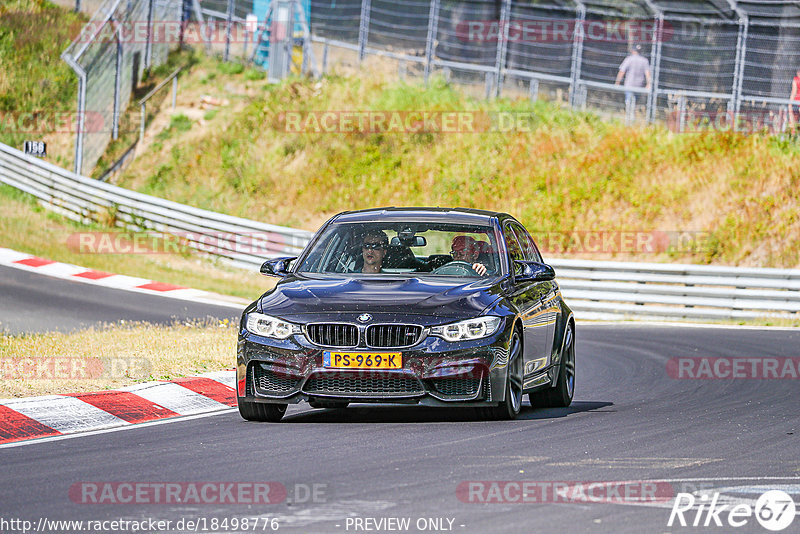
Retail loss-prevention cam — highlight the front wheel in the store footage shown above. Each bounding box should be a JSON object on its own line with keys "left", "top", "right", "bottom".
{"left": 478, "top": 327, "right": 523, "bottom": 421}
{"left": 237, "top": 399, "right": 287, "bottom": 422}
{"left": 530, "top": 323, "right": 575, "bottom": 408}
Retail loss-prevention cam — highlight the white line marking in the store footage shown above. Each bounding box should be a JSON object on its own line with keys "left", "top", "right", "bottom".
{"left": 580, "top": 320, "right": 800, "bottom": 331}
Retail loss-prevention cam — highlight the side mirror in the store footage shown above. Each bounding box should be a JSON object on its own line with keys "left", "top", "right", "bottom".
{"left": 260, "top": 256, "right": 297, "bottom": 278}
{"left": 513, "top": 261, "right": 555, "bottom": 282}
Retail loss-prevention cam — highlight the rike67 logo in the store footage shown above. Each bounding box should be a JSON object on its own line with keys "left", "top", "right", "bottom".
{"left": 668, "top": 490, "right": 796, "bottom": 531}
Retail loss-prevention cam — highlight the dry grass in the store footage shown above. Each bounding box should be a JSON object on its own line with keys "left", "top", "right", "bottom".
{"left": 0, "top": 184, "right": 273, "bottom": 300}
{"left": 0, "top": 320, "right": 236, "bottom": 397}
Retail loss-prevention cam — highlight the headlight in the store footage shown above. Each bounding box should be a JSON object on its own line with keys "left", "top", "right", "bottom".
{"left": 245, "top": 312, "right": 300, "bottom": 339}
{"left": 430, "top": 316, "right": 502, "bottom": 342}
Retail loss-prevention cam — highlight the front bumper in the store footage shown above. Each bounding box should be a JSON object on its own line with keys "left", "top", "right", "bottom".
{"left": 236, "top": 327, "right": 511, "bottom": 407}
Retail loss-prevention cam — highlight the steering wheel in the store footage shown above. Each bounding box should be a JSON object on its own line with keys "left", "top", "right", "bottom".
{"left": 431, "top": 260, "right": 479, "bottom": 276}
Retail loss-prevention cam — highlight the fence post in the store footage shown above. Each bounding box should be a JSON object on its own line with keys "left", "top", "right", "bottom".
{"left": 357, "top": 0, "right": 371, "bottom": 62}
{"left": 424, "top": 0, "right": 440, "bottom": 84}
{"left": 492, "top": 0, "right": 511, "bottom": 98}
{"left": 678, "top": 92, "right": 686, "bottom": 133}
{"left": 112, "top": 22, "right": 122, "bottom": 141}
{"left": 224, "top": 0, "right": 234, "bottom": 62}
{"left": 647, "top": 13, "right": 663, "bottom": 123}
{"left": 569, "top": 3, "right": 586, "bottom": 107}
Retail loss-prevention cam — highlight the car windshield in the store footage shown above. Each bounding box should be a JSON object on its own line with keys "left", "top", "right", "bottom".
{"left": 296, "top": 221, "right": 503, "bottom": 277}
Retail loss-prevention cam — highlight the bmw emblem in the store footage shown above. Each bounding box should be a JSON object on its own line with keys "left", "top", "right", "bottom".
{"left": 357, "top": 313, "right": 372, "bottom": 323}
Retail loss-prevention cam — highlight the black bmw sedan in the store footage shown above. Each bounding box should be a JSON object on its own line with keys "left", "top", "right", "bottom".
{"left": 237, "top": 207, "right": 575, "bottom": 422}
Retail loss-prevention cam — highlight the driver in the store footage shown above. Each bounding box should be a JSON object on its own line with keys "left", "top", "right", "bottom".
{"left": 360, "top": 230, "right": 389, "bottom": 273}
{"left": 451, "top": 236, "right": 488, "bottom": 276}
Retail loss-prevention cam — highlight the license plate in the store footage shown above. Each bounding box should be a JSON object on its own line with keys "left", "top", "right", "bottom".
{"left": 323, "top": 351, "right": 402, "bottom": 369}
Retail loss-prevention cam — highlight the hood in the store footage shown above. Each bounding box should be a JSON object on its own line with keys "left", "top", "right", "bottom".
{"left": 258, "top": 274, "right": 503, "bottom": 322}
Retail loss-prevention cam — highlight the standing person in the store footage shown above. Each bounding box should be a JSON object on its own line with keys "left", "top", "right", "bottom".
{"left": 789, "top": 68, "right": 800, "bottom": 132}
{"left": 615, "top": 45, "right": 652, "bottom": 112}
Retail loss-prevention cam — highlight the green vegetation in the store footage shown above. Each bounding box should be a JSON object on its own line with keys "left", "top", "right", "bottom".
{"left": 1, "top": 319, "right": 235, "bottom": 397}
{"left": 117, "top": 67, "right": 800, "bottom": 268}
{"left": 0, "top": 183, "right": 271, "bottom": 300}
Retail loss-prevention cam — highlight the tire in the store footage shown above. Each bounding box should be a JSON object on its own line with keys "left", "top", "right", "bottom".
{"left": 478, "top": 327, "right": 523, "bottom": 421}
{"left": 529, "top": 323, "right": 575, "bottom": 408}
{"left": 309, "top": 400, "right": 349, "bottom": 409}
{"left": 237, "top": 399, "right": 287, "bottom": 422}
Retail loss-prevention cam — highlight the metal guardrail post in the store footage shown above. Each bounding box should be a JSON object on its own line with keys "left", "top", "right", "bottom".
{"left": 678, "top": 92, "right": 686, "bottom": 133}
{"left": 322, "top": 42, "right": 329, "bottom": 74}
{"left": 569, "top": 3, "right": 585, "bottom": 108}
{"left": 357, "top": 0, "right": 371, "bottom": 62}
{"left": 492, "top": 0, "right": 511, "bottom": 98}
{"left": 529, "top": 78, "right": 539, "bottom": 102}
{"left": 423, "top": 0, "right": 440, "bottom": 84}
{"left": 224, "top": 0, "right": 234, "bottom": 62}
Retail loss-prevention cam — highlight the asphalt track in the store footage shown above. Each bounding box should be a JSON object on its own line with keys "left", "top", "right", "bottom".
{"left": 0, "top": 264, "right": 241, "bottom": 334}
{"left": 2, "top": 267, "right": 799, "bottom": 533}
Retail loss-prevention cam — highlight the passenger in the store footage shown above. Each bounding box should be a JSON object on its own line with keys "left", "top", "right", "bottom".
{"left": 360, "top": 230, "right": 389, "bottom": 273}
{"left": 451, "top": 236, "right": 488, "bottom": 276}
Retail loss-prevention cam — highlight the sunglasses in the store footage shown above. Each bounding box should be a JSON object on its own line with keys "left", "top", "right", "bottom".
{"left": 362, "top": 243, "right": 386, "bottom": 250}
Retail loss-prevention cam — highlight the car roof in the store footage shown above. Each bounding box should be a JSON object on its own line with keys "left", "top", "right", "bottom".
{"left": 330, "top": 207, "right": 510, "bottom": 225}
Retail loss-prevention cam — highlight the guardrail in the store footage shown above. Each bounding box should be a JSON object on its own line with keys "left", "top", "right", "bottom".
{"left": 549, "top": 258, "right": 800, "bottom": 321}
{"left": 1, "top": 141, "right": 798, "bottom": 321}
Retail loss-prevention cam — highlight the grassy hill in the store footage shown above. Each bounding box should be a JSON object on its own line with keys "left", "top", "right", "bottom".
{"left": 114, "top": 62, "right": 800, "bottom": 268}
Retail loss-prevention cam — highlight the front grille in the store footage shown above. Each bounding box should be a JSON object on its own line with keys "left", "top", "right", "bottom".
{"left": 366, "top": 324, "right": 423, "bottom": 348}
{"left": 431, "top": 377, "right": 482, "bottom": 397}
{"left": 306, "top": 323, "right": 358, "bottom": 347}
{"left": 303, "top": 372, "right": 423, "bottom": 396}
{"left": 253, "top": 364, "right": 301, "bottom": 395}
